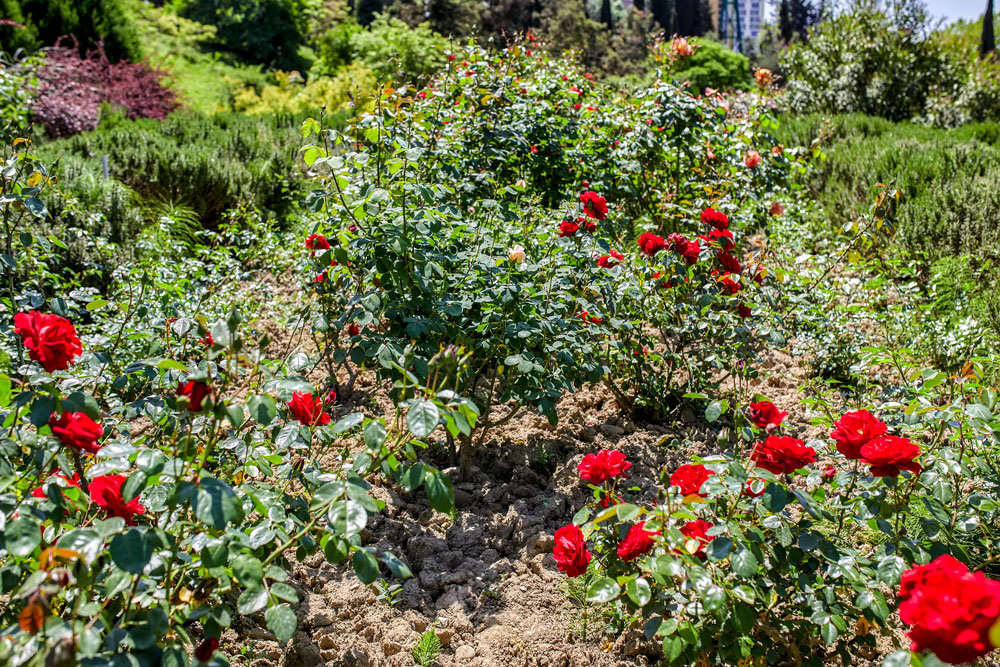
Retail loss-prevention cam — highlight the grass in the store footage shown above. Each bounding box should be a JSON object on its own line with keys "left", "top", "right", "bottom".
{"left": 133, "top": 3, "right": 270, "bottom": 114}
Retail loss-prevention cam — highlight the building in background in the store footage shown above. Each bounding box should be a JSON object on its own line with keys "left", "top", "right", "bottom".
{"left": 713, "top": 0, "right": 762, "bottom": 52}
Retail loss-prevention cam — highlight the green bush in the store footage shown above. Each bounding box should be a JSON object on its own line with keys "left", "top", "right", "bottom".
{"left": 781, "top": 2, "right": 954, "bottom": 121}
{"left": 775, "top": 113, "right": 1000, "bottom": 263}
{"left": 349, "top": 14, "right": 450, "bottom": 84}
{"left": 40, "top": 110, "right": 303, "bottom": 226}
{"left": 174, "top": 0, "right": 308, "bottom": 70}
{"left": 0, "top": 0, "right": 141, "bottom": 62}
{"left": 670, "top": 38, "right": 751, "bottom": 93}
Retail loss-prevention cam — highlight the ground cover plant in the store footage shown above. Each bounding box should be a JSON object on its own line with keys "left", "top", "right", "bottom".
{"left": 0, "top": 2, "right": 999, "bottom": 665}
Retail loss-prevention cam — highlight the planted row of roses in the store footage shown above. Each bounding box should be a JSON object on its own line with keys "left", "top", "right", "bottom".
{"left": 553, "top": 395, "right": 1000, "bottom": 666}
{"left": 2, "top": 296, "right": 473, "bottom": 665}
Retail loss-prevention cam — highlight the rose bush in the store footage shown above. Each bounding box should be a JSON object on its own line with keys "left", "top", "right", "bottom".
{"left": 555, "top": 367, "right": 1000, "bottom": 665}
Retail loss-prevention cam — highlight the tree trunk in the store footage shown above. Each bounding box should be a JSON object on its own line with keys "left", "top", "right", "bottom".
{"left": 982, "top": 0, "right": 995, "bottom": 59}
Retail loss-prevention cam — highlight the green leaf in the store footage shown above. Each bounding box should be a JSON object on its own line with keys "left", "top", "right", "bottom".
{"left": 762, "top": 483, "right": 787, "bottom": 513}
{"left": 707, "top": 536, "right": 732, "bottom": 561}
{"left": 731, "top": 549, "right": 758, "bottom": 578}
{"left": 626, "top": 577, "right": 651, "bottom": 607}
{"left": 122, "top": 471, "right": 148, "bottom": 502}
{"left": 332, "top": 412, "right": 364, "bottom": 434}
{"left": 248, "top": 395, "right": 277, "bottom": 424}
{"left": 265, "top": 604, "right": 297, "bottom": 643}
{"left": 194, "top": 477, "right": 244, "bottom": 529}
{"left": 364, "top": 419, "right": 386, "bottom": 450}
{"left": 705, "top": 400, "right": 723, "bottom": 423}
{"left": 232, "top": 554, "right": 264, "bottom": 589}
{"left": 615, "top": 503, "right": 641, "bottom": 522}
{"left": 86, "top": 299, "right": 109, "bottom": 311}
{"left": 882, "top": 651, "right": 913, "bottom": 667}
{"left": 406, "top": 400, "right": 439, "bottom": 438}
{"left": 109, "top": 529, "right": 154, "bottom": 575}
{"left": 586, "top": 576, "right": 621, "bottom": 603}
{"left": 270, "top": 582, "right": 299, "bottom": 603}
{"left": 323, "top": 535, "right": 349, "bottom": 563}
{"left": 380, "top": 552, "right": 412, "bottom": 579}
{"left": 352, "top": 549, "right": 379, "bottom": 584}
{"left": 877, "top": 555, "right": 905, "bottom": 585}
{"left": 6, "top": 517, "right": 40, "bottom": 557}
{"left": 424, "top": 470, "right": 454, "bottom": 513}
{"left": 237, "top": 587, "right": 268, "bottom": 615}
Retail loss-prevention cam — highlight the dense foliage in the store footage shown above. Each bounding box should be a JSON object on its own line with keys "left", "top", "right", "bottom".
{"left": 0, "top": 0, "right": 142, "bottom": 62}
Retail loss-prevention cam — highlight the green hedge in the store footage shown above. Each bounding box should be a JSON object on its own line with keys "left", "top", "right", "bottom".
{"left": 775, "top": 113, "right": 1000, "bottom": 263}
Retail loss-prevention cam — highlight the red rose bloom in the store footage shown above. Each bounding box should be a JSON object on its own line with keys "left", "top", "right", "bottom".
{"left": 748, "top": 400, "right": 788, "bottom": 430}
{"left": 738, "top": 304, "right": 752, "bottom": 318}
{"left": 49, "top": 412, "right": 103, "bottom": 454}
{"left": 305, "top": 234, "right": 330, "bottom": 253}
{"left": 346, "top": 323, "right": 361, "bottom": 337}
{"left": 860, "top": 435, "right": 921, "bottom": 477}
{"left": 898, "top": 555, "right": 1000, "bottom": 664}
{"left": 90, "top": 475, "right": 146, "bottom": 526}
{"left": 31, "top": 471, "right": 82, "bottom": 498}
{"left": 677, "top": 520, "right": 715, "bottom": 558}
{"left": 822, "top": 465, "right": 837, "bottom": 481}
{"left": 670, "top": 463, "right": 714, "bottom": 497}
{"left": 830, "top": 409, "right": 887, "bottom": 459}
{"left": 177, "top": 381, "right": 211, "bottom": 412}
{"left": 617, "top": 521, "right": 660, "bottom": 561}
{"left": 744, "top": 150, "right": 762, "bottom": 168}
{"left": 580, "top": 191, "right": 608, "bottom": 220}
{"left": 578, "top": 449, "right": 631, "bottom": 485}
{"left": 597, "top": 250, "right": 623, "bottom": 268}
{"left": 559, "top": 220, "right": 580, "bottom": 237}
{"left": 719, "top": 275, "right": 742, "bottom": 295}
{"left": 700, "top": 208, "right": 729, "bottom": 230}
{"left": 597, "top": 493, "right": 623, "bottom": 508}
{"left": 751, "top": 435, "right": 817, "bottom": 474}
{"left": 13, "top": 311, "right": 82, "bottom": 372}
{"left": 637, "top": 233, "right": 667, "bottom": 256}
{"left": 679, "top": 238, "right": 701, "bottom": 264}
{"left": 530, "top": 144, "right": 539, "bottom": 154}
{"left": 194, "top": 637, "right": 220, "bottom": 663}
{"left": 704, "top": 229, "right": 735, "bottom": 251}
{"left": 553, "top": 524, "right": 591, "bottom": 577}
{"left": 716, "top": 250, "right": 742, "bottom": 274}
{"left": 287, "top": 392, "right": 331, "bottom": 426}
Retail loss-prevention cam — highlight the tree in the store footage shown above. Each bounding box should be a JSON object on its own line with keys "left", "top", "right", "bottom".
{"left": 982, "top": 0, "right": 996, "bottom": 58}
{"left": 650, "top": 0, "right": 676, "bottom": 34}
{"left": 355, "top": 0, "right": 385, "bottom": 25}
{"left": 0, "top": 0, "right": 141, "bottom": 61}
{"left": 600, "top": 0, "right": 613, "bottom": 28}
{"left": 778, "top": 0, "right": 793, "bottom": 42}
{"left": 789, "top": 0, "right": 819, "bottom": 41}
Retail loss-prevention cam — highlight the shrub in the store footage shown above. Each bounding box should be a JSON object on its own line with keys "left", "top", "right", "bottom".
{"left": 668, "top": 37, "right": 752, "bottom": 93}
{"left": 348, "top": 14, "right": 450, "bottom": 84}
{"left": 773, "top": 114, "right": 1000, "bottom": 264}
{"left": 781, "top": 1, "right": 955, "bottom": 121}
{"left": 174, "top": 0, "right": 308, "bottom": 70}
{"left": 39, "top": 110, "right": 301, "bottom": 224}
{"left": 0, "top": 0, "right": 141, "bottom": 62}
{"left": 557, "top": 380, "right": 1000, "bottom": 665}
{"left": 232, "top": 63, "right": 378, "bottom": 115}
{"left": 30, "top": 39, "right": 178, "bottom": 138}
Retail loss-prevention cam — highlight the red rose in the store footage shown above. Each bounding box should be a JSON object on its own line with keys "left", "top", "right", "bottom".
{"left": 177, "top": 381, "right": 211, "bottom": 412}
{"left": 305, "top": 234, "right": 330, "bottom": 253}
{"left": 13, "top": 311, "right": 82, "bottom": 372}
{"left": 553, "top": 524, "right": 591, "bottom": 577}
{"left": 49, "top": 412, "right": 103, "bottom": 454}
{"left": 751, "top": 435, "right": 817, "bottom": 474}
{"left": 670, "top": 463, "right": 714, "bottom": 497}
{"left": 32, "top": 471, "right": 81, "bottom": 498}
{"left": 617, "top": 521, "right": 660, "bottom": 561}
{"left": 700, "top": 208, "right": 729, "bottom": 230}
{"left": 716, "top": 250, "right": 742, "bottom": 274}
{"left": 822, "top": 465, "right": 837, "bottom": 481}
{"left": 90, "top": 474, "right": 146, "bottom": 525}
{"left": 199, "top": 332, "right": 215, "bottom": 347}
{"left": 738, "top": 304, "right": 752, "bottom": 318}
{"left": 637, "top": 233, "right": 666, "bottom": 256}
{"left": 860, "top": 435, "right": 921, "bottom": 477}
{"left": 287, "top": 392, "right": 331, "bottom": 426}
{"left": 704, "top": 229, "right": 735, "bottom": 251}
{"left": 347, "top": 323, "right": 361, "bottom": 337}
{"left": 578, "top": 449, "right": 631, "bottom": 485}
{"left": 558, "top": 220, "right": 579, "bottom": 237}
{"left": 597, "top": 250, "right": 623, "bottom": 268}
{"left": 679, "top": 238, "right": 700, "bottom": 264}
{"left": 579, "top": 191, "right": 608, "bottom": 220}
{"left": 194, "top": 637, "right": 220, "bottom": 663}
{"left": 744, "top": 150, "right": 762, "bottom": 168}
{"left": 719, "top": 275, "right": 741, "bottom": 295}
{"left": 748, "top": 400, "right": 787, "bottom": 430}
{"left": 898, "top": 555, "right": 1000, "bottom": 664}
{"left": 530, "top": 144, "right": 539, "bottom": 154}
{"left": 677, "top": 519, "right": 715, "bottom": 558}
{"left": 597, "top": 493, "right": 623, "bottom": 508}
{"left": 830, "top": 409, "right": 887, "bottom": 459}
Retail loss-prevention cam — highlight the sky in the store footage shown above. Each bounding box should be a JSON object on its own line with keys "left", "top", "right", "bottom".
{"left": 924, "top": 0, "right": 987, "bottom": 22}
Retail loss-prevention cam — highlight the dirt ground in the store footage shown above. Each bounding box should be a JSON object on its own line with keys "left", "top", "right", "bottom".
{"left": 219, "top": 295, "right": 857, "bottom": 667}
